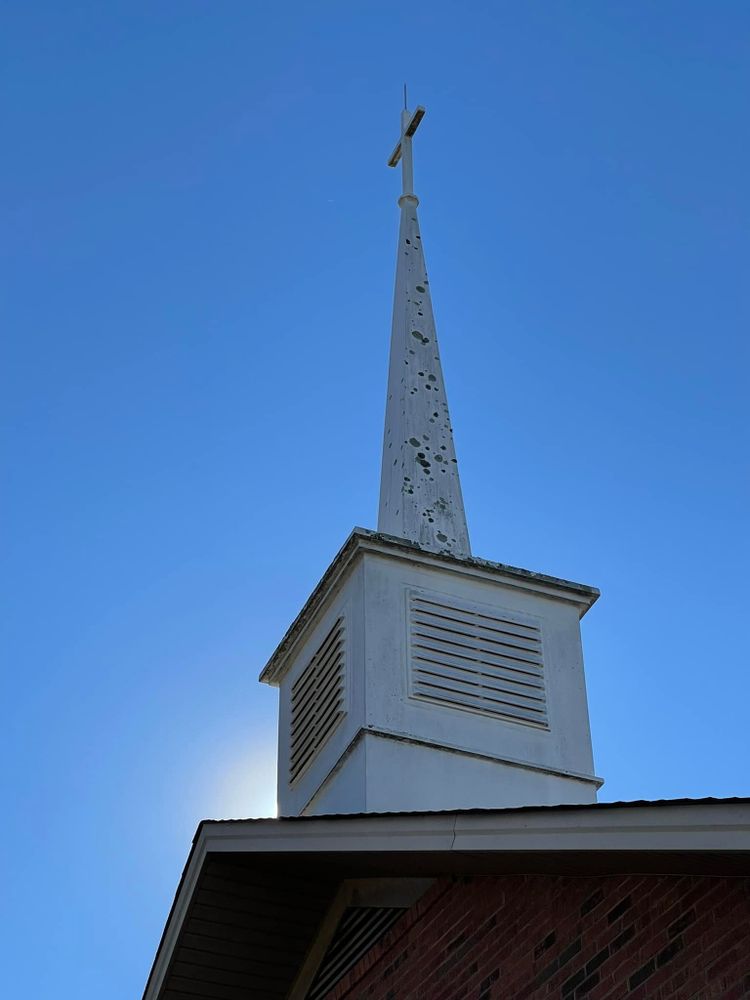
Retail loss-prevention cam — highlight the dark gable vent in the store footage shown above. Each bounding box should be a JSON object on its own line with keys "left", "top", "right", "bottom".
{"left": 307, "top": 907, "right": 403, "bottom": 1000}
{"left": 409, "top": 592, "right": 549, "bottom": 729}
{"left": 290, "top": 618, "right": 345, "bottom": 782}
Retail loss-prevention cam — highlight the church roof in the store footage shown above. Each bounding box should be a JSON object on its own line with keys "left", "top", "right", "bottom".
{"left": 143, "top": 797, "right": 750, "bottom": 1000}
{"left": 199, "top": 794, "right": 750, "bottom": 826}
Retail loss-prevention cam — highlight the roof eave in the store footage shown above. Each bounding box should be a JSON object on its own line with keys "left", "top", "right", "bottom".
{"left": 143, "top": 798, "right": 750, "bottom": 1000}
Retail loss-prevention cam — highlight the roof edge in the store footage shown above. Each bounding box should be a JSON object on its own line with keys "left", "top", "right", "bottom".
{"left": 198, "top": 797, "right": 750, "bottom": 856}
{"left": 197, "top": 795, "right": 750, "bottom": 830}
{"left": 146, "top": 798, "right": 750, "bottom": 1000}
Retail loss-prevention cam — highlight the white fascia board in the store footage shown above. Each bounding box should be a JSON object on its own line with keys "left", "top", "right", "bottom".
{"left": 199, "top": 801, "right": 750, "bottom": 856}
{"left": 201, "top": 812, "right": 458, "bottom": 855}
{"left": 143, "top": 836, "right": 209, "bottom": 1000}
{"left": 451, "top": 802, "right": 750, "bottom": 852}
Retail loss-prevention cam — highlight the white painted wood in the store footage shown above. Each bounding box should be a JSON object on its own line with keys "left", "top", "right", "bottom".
{"left": 268, "top": 105, "right": 598, "bottom": 818}
{"left": 198, "top": 801, "right": 750, "bottom": 856}
{"left": 379, "top": 104, "right": 471, "bottom": 557}
{"left": 273, "top": 534, "right": 600, "bottom": 817}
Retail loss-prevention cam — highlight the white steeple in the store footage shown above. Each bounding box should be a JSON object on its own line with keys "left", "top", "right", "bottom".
{"left": 261, "top": 99, "right": 602, "bottom": 818}
{"left": 378, "top": 104, "right": 471, "bottom": 557}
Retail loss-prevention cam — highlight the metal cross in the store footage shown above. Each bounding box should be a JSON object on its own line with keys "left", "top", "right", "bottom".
{"left": 387, "top": 104, "right": 426, "bottom": 197}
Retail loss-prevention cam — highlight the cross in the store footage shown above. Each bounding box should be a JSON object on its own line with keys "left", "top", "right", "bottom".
{"left": 387, "top": 103, "right": 426, "bottom": 197}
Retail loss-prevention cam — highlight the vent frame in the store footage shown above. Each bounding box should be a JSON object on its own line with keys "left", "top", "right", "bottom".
{"left": 407, "top": 588, "right": 550, "bottom": 731}
{"left": 289, "top": 615, "right": 347, "bottom": 784}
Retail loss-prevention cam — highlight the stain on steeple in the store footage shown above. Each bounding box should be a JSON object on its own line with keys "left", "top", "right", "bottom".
{"left": 378, "top": 105, "right": 471, "bottom": 557}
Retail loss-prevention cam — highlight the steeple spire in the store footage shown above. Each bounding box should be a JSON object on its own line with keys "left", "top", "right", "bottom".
{"left": 378, "top": 103, "right": 471, "bottom": 557}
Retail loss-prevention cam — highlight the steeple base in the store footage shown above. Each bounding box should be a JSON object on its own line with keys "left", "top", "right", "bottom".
{"left": 305, "top": 730, "right": 599, "bottom": 816}
{"left": 260, "top": 529, "right": 602, "bottom": 818}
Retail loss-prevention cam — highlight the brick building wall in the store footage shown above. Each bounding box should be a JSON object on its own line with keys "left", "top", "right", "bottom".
{"left": 324, "top": 874, "right": 750, "bottom": 1000}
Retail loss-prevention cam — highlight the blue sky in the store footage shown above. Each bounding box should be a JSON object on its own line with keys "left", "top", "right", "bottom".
{"left": 1, "top": 2, "right": 748, "bottom": 997}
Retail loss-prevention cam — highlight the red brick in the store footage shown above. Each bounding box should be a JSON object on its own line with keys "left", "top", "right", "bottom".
{"left": 326, "top": 874, "right": 750, "bottom": 1000}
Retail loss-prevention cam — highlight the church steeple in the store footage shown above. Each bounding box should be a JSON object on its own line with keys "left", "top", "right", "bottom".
{"left": 378, "top": 104, "right": 471, "bottom": 557}
{"left": 261, "top": 99, "right": 601, "bottom": 819}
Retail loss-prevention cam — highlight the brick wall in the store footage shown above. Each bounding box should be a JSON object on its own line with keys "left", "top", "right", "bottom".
{"left": 324, "top": 874, "right": 750, "bottom": 1000}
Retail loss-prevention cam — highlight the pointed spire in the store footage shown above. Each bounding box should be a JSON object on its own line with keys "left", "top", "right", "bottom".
{"left": 378, "top": 104, "right": 471, "bottom": 558}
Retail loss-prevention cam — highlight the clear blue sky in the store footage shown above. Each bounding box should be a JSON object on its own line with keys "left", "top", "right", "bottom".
{"left": 1, "top": 2, "right": 748, "bottom": 996}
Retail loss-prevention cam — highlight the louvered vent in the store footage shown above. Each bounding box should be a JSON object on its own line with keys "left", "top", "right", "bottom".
{"left": 409, "top": 593, "right": 548, "bottom": 729}
{"left": 290, "top": 618, "right": 345, "bottom": 782}
{"left": 307, "top": 907, "right": 404, "bottom": 1000}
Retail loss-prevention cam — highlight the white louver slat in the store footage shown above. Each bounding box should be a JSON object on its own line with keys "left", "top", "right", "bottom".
{"left": 409, "top": 593, "right": 549, "bottom": 730}
{"left": 290, "top": 618, "right": 346, "bottom": 782}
